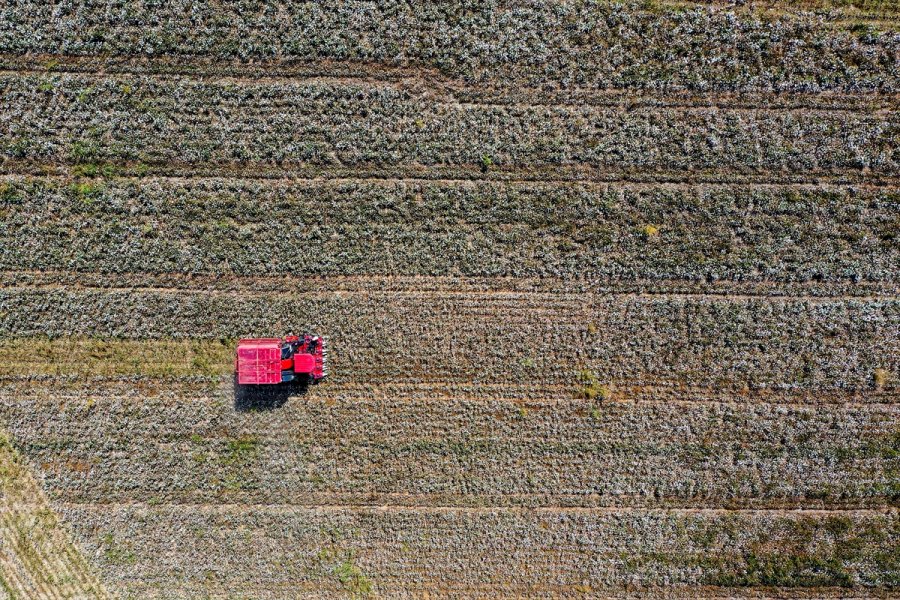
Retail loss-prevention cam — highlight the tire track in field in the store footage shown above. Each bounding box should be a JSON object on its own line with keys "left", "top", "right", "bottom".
{"left": 4, "top": 270, "right": 896, "bottom": 299}
{"left": 2, "top": 272, "right": 897, "bottom": 301}
{"left": 5, "top": 281, "right": 895, "bottom": 303}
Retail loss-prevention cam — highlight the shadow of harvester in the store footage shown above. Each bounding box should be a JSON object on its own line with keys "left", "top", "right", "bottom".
{"left": 233, "top": 375, "right": 310, "bottom": 412}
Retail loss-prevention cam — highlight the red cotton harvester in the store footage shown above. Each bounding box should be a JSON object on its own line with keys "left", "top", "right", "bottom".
{"left": 235, "top": 334, "right": 327, "bottom": 386}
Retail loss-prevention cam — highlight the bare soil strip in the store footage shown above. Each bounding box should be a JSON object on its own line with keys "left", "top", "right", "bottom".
{"left": 4, "top": 274, "right": 897, "bottom": 300}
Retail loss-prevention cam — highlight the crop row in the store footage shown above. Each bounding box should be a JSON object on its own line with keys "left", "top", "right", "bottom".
{"left": 1, "top": 378, "right": 895, "bottom": 412}
{"left": 60, "top": 504, "right": 897, "bottom": 598}
{"left": 7, "top": 383, "right": 896, "bottom": 446}
{"left": 2, "top": 177, "right": 898, "bottom": 282}
{"left": 1, "top": 290, "right": 896, "bottom": 390}
{"left": 1, "top": 1, "right": 897, "bottom": 94}
{"left": 2, "top": 55, "right": 895, "bottom": 114}
{"left": 3, "top": 391, "right": 896, "bottom": 508}
{"left": 1, "top": 74, "right": 897, "bottom": 176}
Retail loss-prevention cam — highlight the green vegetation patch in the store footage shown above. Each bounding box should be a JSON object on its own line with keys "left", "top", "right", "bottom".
{"left": 314, "top": 547, "right": 374, "bottom": 598}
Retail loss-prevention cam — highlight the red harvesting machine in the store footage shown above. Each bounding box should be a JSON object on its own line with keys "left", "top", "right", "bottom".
{"left": 235, "top": 334, "right": 327, "bottom": 385}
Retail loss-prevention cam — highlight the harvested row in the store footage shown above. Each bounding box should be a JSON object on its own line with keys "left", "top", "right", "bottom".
{"left": 0, "top": 380, "right": 900, "bottom": 411}
{"left": 3, "top": 391, "right": 897, "bottom": 509}
{"left": 2, "top": 378, "right": 896, "bottom": 407}
{"left": 0, "top": 290, "right": 896, "bottom": 390}
{"left": 1, "top": 74, "right": 897, "bottom": 178}
{"left": 59, "top": 504, "right": 899, "bottom": 598}
{"left": 2, "top": 177, "right": 898, "bottom": 282}
{"left": 7, "top": 385, "right": 898, "bottom": 445}
{"left": 0, "top": 432, "right": 111, "bottom": 600}
{"left": 1, "top": 1, "right": 897, "bottom": 93}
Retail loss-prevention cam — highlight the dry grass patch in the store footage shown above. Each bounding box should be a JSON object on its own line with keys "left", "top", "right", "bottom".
{"left": 0, "top": 337, "right": 233, "bottom": 379}
{"left": 0, "top": 432, "right": 111, "bottom": 599}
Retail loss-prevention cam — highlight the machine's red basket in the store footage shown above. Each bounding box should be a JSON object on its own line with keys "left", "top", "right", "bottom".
{"left": 236, "top": 339, "right": 282, "bottom": 384}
